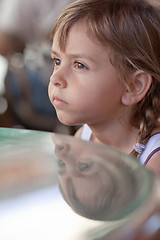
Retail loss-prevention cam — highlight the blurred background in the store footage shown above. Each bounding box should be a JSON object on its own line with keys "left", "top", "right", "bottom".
{"left": 0, "top": 0, "right": 76, "bottom": 134}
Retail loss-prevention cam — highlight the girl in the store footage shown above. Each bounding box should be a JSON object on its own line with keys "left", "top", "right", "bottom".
{"left": 48, "top": 0, "right": 160, "bottom": 174}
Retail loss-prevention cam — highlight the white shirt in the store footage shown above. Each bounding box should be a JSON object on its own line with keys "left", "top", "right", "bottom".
{"left": 139, "top": 133, "right": 160, "bottom": 165}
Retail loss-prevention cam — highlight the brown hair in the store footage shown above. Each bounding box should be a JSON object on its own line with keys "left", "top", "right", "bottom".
{"left": 59, "top": 174, "right": 138, "bottom": 221}
{"left": 52, "top": 0, "right": 160, "bottom": 157}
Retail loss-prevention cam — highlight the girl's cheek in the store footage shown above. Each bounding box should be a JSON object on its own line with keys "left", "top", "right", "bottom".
{"left": 48, "top": 83, "right": 52, "bottom": 100}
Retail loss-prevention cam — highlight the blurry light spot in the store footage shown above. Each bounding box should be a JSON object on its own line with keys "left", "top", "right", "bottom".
{"left": 0, "top": 97, "right": 8, "bottom": 114}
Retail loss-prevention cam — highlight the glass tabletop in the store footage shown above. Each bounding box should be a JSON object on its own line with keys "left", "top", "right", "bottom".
{"left": 0, "top": 127, "right": 159, "bottom": 240}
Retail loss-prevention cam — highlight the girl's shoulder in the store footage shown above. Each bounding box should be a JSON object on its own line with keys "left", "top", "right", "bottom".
{"left": 145, "top": 150, "right": 160, "bottom": 175}
{"left": 74, "top": 126, "right": 83, "bottom": 138}
{"left": 140, "top": 129, "right": 160, "bottom": 175}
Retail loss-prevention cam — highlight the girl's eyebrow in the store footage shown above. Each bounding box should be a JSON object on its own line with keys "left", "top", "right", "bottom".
{"left": 51, "top": 50, "right": 60, "bottom": 57}
{"left": 51, "top": 49, "right": 96, "bottom": 63}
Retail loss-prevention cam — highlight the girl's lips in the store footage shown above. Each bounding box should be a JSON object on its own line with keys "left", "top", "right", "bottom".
{"left": 53, "top": 96, "right": 68, "bottom": 107}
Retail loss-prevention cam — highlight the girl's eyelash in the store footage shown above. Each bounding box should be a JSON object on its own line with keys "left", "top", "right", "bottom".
{"left": 74, "top": 61, "right": 88, "bottom": 69}
{"left": 53, "top": 57, "right": 61, "bottom": 66}
{"left": 51, "top": 57, "right": 88, "bottom": 70}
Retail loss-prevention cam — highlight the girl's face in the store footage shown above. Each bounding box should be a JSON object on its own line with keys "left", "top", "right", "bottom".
{"left": 54, "top": 141, "right": 110, "bottom": 207}
{"left": 48, "top": 23, "right": 126, "bottom": 127}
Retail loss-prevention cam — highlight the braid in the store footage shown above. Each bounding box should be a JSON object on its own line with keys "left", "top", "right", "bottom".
{"left": 130, "top": 80, "right": 160, "bottom": 158}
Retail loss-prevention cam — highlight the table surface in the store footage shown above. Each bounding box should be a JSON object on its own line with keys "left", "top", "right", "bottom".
{"left": 0, "top": 127, "right": 159, "bottom": 240}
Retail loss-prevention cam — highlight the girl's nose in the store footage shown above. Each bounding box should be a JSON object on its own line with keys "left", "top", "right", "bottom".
{"left": 50, "top": 69, "right": 67, "bottom": 88}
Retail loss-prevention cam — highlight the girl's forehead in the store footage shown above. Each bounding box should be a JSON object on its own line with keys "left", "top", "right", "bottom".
{"left": 52, "top": 21, "right": 109, "bottom": 54}
{"left": 52, "top": 27, "right": 112, "bottom": 66}
{"left": 52, "top": 21, "right": 84, "bottom": 46}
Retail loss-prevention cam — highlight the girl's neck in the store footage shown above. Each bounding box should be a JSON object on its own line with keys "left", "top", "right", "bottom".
{"left": 88, "top": 123, "right": 139, "bottom": 155}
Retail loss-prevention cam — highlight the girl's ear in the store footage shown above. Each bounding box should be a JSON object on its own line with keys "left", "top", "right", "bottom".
{"left": 121, "top": 70, "right": 152, "bottom": 105}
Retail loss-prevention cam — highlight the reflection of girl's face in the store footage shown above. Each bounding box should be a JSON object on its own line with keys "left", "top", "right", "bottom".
{"left": 58, "top": 156, "right": 94, "bottom": 176}
{"left": 55, "top": 143, "right": 103, "bottom": 178}
{"left": 55, "top": 143, "right": 109, "bottom": 204}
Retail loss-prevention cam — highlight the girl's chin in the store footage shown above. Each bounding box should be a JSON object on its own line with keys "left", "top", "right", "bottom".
{"left": 56, "top": 112, "right": 83, "bottom": 126}
{"left": 57, "top": 117, "right": 76, "bottom": 127}
{"left": 58, "top": 118, "right": 81, "bottom": 127}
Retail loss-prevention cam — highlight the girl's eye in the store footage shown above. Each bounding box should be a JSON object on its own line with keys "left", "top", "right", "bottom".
{"left": 74, "top": 62, "right": 87, "bottom": 69}
{"left": 53, "top": 58, "right": 61, "bottom": 67}
{"left": 58, "top": 159, "right": 66, "bottom": 168}
{"left": 77, "top": 162, "right": 93, "bottom": 172}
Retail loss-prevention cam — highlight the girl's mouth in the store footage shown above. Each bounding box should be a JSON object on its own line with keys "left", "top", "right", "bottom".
{"left": 53, "top": 96, "right": 68, "bottom": 107}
